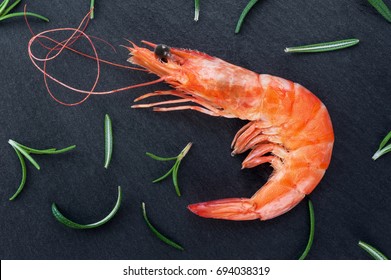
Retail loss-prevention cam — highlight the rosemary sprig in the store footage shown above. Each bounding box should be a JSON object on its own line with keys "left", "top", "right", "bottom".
{"left": 90, "top": 0, "right": 95, "bottom": 19}
{"left": 368, "top": 0, "right": 391, "bottom": 23}
{"left": 104, "top": 114, "right": 113, "bottom": 169}
{"left": 146, "top": 142, "right": 192, "bottom": 196}
{"left": 358, "top": 240, "right": 389, "bottom": 260}
{"left": 235, "top": 0, "right": 259, "bottom": 34}
{"left": 194, "top": 0, "right": 200, "bottom": 21}
{"left": 8, "top": 139, "right": 76, "bottom": 200}
{"left": 299, "top": 199, "right": 315, "bottom": 260}
{"left": 141, "top": 202, "right": 184, "bottom": 251}
{"left": 52, "top": 186, "right": 122, "bottom": 229}
{"left": 372, "top": 131, "right": 391, "bottom": 160}
{"left": 285, "top": 39, "right": 359, "bottom": 53}
{"left": 0, "top": 0, "right": 49, "bottom": 22}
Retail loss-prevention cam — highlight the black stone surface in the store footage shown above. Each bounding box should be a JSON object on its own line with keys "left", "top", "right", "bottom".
{"left": 0, "top": 0, "right": 390, "bottom": 260}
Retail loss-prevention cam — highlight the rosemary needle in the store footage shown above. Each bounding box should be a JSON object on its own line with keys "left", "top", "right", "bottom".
{"left": 9, "top": 139, "right": 75, "bottom": 156}
{"left": 52, "top": 186, "right": 122, "bottom": 229}
{"left": 90, "top": 0, "right": 95, "bottom": 19}
{"left": 152, "top": 165, "right": 175, "bottom": 183}
{"left": 146, "top": 153, "right": 177, "bottom": 161}
{"left": 368, "top": 0, "right": 391, "bottom": 23}
{"left": 372, "top": 131, "right": 391, "bottom": 160}
{"left": 358, "top": 241, "right": 388, "bottom": 260}
{"left": 104, "top": 114, "right": 113, "bottom": 169}
{"left": 142, "top": 202, "right": 184, "bottom": 251}
{"left": 194, "top": 0, "right": 200, "bottom": 21}
{"left": 299, "top": 199, "right": 315, "bottom": 260}
{"left": 235, "top": 0, "right": 259, "bottom": 34}
{"left": 9, "top": 146, "right": 27, "bottom": 201}
{"left": 11, "top": 143, "right": 56, "bottom": 154}
{"left": 285, "top": 39, "right": 359, "bottom": 53}
{"left": 0, "top": 12, "right": 49, "bottom": 22}
{"left": 172, "top": 161, "right": 181, "bottom": 196}
{"left": 12, "top": 141, "right": 75, "bottom": 154}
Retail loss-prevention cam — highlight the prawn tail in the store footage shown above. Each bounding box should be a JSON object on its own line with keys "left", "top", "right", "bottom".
{"left": 187, "top": 198, "right": 260, "bottom": 221}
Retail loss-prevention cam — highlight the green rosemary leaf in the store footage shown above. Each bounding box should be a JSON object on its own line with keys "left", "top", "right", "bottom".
{"left": 104, "top": 114, "right": 113, "bottom": 169}
{"left": 11, "top": 140, "right": 75, "bottom": 154}
{"left": 285, "top": 39, "right": 359, "bottom": 53}
{"left": 373, "top": 131, "right": 391, "bottom": 160}
{"left": 299, "top": 199, "right": 315, "bottom": 260}
{"left": 2, "top": 0, "right": 20, "bottom": 16}
{"left": 235, "top": 0, "right": 259, "bottom": 34}
{"left": 9, "top": 146, "right": 27, "bottom": 201}
{"left": 194, "top": 0, "right": 200, "bottom": 21}
{"left": 41, "top": 145, "right": 76, "bottom": 154}
{"left": 0, "top": 1, "right": 6, "bottom": 10}
{"left": 378, "top": 131, "right": 391, "bottom": 150}
{"left": 0, "top": 0, "right": 9, "bottom": 16}
{"left": 9, "top": 139, "right": 75, "bottom": 155}
{"left": 173, "top": 142, "right": 191, "bottom": 196}
{"left": 368, "top": 0, "right": 391, "bottom": 23}
{"left": 146, "top": 152, "right": 177, "bottom": 161}
{"left": 358, "top": 240, "right": 389, "bottom": 260}
{"left": 8, "top": 140, "right": 40, "bottom": 170}
{"left": 52, "top": 186, "right": 122, "bottom": 229}
{"left": 172, "top": 161, "right": 181, "bottom": 196}
{"left": 14, "top": 146, "right": 56, "bottom": 154}
{"left": 0, "top": 12, "right": 49, "bottom": 22}
{"left": 141, "top": 202, "right": 184, "bottom": 251}
{"left": 90, "top": 0, "right": 95, "bottom": 19}
{"left": 152, "top": 165, "right": 175, "bottom": 183}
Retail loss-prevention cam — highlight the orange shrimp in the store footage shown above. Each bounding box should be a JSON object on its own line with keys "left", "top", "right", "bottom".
{"left": 127, "top": 41, "right": 334, "bottom": 221}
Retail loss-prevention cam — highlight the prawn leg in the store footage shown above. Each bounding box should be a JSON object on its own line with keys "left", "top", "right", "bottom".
{"left": 132, "top": 90, "right": 233, "bottom": 117}
{"left": 231, "top": 121, "right": 279, "bottom": 155}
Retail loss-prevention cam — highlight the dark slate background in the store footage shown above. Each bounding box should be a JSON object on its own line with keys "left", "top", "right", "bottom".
{"left": 0, "top": 0, "right": 390, "bottom": 260}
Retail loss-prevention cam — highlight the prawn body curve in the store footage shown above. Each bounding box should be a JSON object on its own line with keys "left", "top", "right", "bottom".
{"left": 128, "top": 41, "right": 334, "bottom": 221}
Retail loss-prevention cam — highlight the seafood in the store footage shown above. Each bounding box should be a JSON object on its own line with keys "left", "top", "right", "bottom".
{"left": 127, "top": 41, "right": 334, "bottom": 221}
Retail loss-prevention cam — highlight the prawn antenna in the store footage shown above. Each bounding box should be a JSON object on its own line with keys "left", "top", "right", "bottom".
{"left": 25, "top": 5, "right": 154, "bottom": 106}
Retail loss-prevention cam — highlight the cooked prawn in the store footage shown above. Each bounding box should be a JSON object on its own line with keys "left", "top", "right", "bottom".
{"left": 127, "top": 41, "right": 334, "bottom": 221}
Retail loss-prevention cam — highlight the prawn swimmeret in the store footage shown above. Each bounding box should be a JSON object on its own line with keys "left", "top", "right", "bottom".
{"left": 127, "top": 41, "right": 334, "bottom": 221}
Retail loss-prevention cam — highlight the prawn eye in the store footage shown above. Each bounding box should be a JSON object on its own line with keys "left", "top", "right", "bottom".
{"left": 154, "top": 44, "right": 170, "bottom": 62}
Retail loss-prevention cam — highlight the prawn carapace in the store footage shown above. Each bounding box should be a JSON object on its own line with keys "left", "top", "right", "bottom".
{"left": 127, "top": 41, "right": 334, "bottom": 221}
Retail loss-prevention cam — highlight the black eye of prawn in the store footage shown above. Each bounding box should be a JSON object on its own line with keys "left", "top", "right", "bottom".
{"left": 154, "top": 44, "right": 170, "bottom": 63}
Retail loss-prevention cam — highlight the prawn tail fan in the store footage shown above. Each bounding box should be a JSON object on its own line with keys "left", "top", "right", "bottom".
{"left": 188, "top": 198, "right": 259, "bottom": 221}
